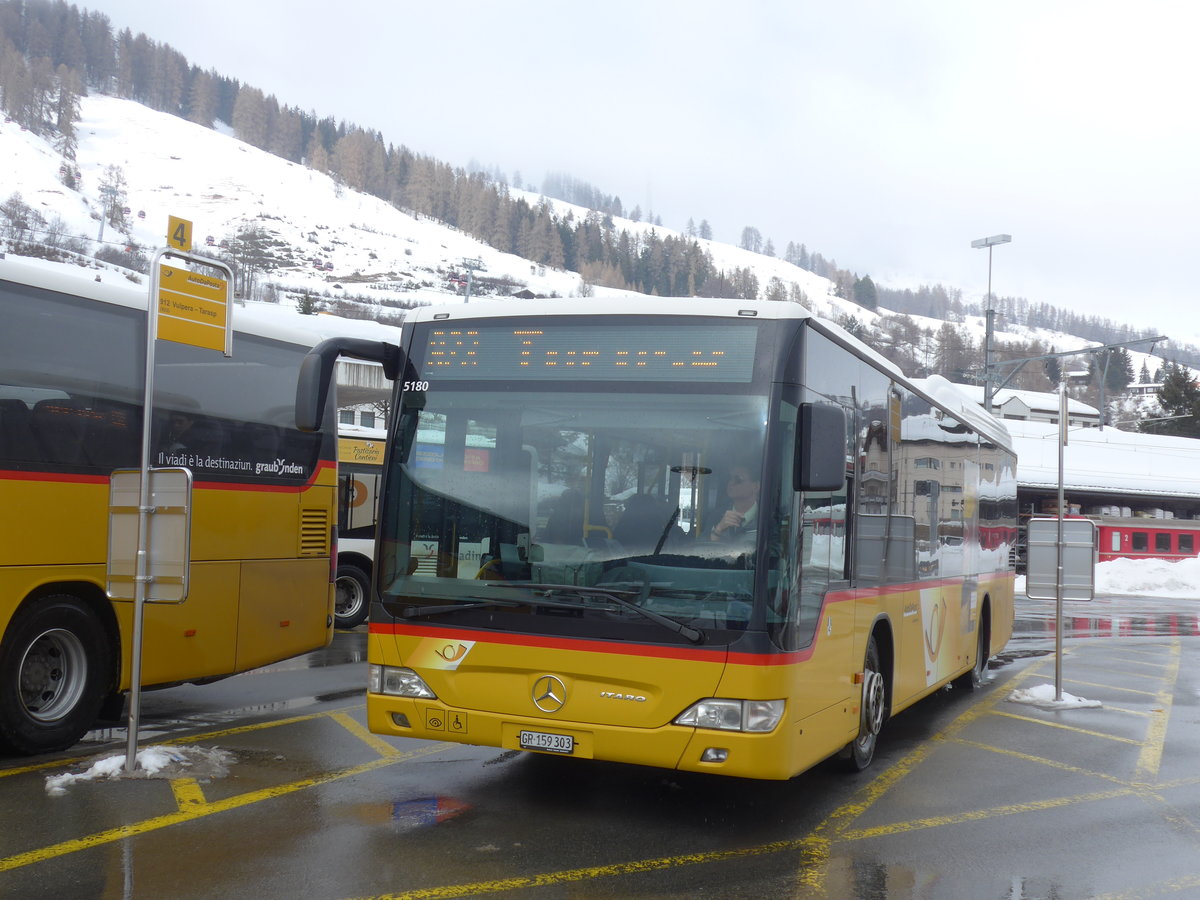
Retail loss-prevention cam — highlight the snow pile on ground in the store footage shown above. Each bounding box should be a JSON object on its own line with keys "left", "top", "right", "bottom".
{"left": 1092, "top": 557, "right": 1200, "bottom": 598}
{"left": 46, "top": 745, "right": 233, "bottom": 796}
{"left": 1017, "top": 556, "right": 1200, "bottom": 600}
{"left": 1008, "top": 683, "right": 1102, "bottom": 710}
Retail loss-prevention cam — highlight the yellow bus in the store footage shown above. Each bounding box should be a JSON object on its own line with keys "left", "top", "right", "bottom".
{"left": 335, "top": 427, "right": 386, "bottom": 628}
{"left": 0, "top": 259, "right": 381, "bottom": 755}
{"left": 298, "top": 299, "right": 1017, "bottom": 780}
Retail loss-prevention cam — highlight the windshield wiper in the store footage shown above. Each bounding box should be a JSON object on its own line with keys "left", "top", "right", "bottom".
{"left": 395, "top": 597, "right": 525, "bottom": 618}
{"left": 397, "top": 591, "right": 613, "bottom": 619}
{"left": 487, "top": 582, "right": 704, "bottom": 644}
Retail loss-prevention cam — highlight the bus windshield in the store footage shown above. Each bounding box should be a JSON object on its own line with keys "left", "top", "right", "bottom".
{"left": 378, "top": 385, "right": 769, "bottom": 641}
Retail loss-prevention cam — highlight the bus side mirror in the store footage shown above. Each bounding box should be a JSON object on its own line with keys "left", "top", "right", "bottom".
{"left": 296, "top": 338, "right": 403, "bottom": 433}
{"left": 796, "top": 402, "right": 846, "bottom": 492}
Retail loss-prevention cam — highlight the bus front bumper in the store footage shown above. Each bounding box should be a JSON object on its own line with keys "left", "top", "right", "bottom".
{"left": 366, "top": 694, "right": 804, "bottom": 780}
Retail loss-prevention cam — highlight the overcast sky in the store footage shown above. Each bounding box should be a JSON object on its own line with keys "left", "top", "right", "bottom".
{"left": 82, "top": 1, "right": 1198, "bottom": 333}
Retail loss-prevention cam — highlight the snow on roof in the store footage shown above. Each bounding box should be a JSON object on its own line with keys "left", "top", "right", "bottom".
{"left": 1005, "top": 418, "right": 1200, "bottom": 499}
{"left": 952, "top": 383, "right": 1098, "bottom": 416}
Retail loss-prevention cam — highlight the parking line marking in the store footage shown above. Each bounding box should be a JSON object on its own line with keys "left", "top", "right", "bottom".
{"left": 992, "top": 711, "right": 1141, "bottom": 743}
{"left": 0, "top": 704, "right": 372, "bottom": 783}
{"left": 330, "top": 711, "right": 405, "bottom": 757}
{"left": 1098, "top": 704, "right": 1154, "bottom": 718}
{"left": 361, "top": 841, "right": 802, "bottom": 900}
{"left": 0, "top": 757, "right": 76, "bottom": 779}
{"left": 1066, "top": 678, "right": 1158, "bottom": 697}
{"left": 0, "top": 743, "right": 448, "bottom": 874}
{"left": 171, "top": 778, "right": 207, "bottom": 810}
{"left": 840, "top": 787, "right": 1138, "bottom": 841}
{"left": 953, "top": 738, "right": 1132, "bottom": 785}
{"left": 1135, "top": 639, "right": 1179, "bottom": 782}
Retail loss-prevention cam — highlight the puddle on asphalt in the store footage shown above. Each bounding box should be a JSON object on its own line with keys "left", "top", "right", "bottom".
{"left": 344, "top": 796, "right": 473, "bottom": 830}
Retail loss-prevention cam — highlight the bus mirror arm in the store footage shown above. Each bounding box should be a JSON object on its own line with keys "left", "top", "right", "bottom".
{"left": 296, "top": 337, "right": 405, "bottom": 433}
{"left": 796, "top": 402, "right": 847, "bottom": 492}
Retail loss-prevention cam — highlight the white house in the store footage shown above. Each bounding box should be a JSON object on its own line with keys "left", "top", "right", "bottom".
{"left": 952, "top": 384, "right": 1100, "bottom": 428}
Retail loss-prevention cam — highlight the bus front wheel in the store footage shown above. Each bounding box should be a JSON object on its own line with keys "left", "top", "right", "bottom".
{"left": 0, "top": 595, "right": 112, "bottom": 755}
{"left": 845, "top": 635, "right": 887, "bottom": 772}
{"left": 334, "top": 564, "right": 370, "bottom": 628}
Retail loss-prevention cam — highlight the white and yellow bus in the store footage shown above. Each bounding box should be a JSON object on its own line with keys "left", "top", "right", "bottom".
{"left": 335, "top": 426, "right": 386, "bottom": 628}
{"left": 0, "top": 258, "right": 386, "bottom": 755}
{"left": 298, "top": 298, "right": 1017, "bottom": 780}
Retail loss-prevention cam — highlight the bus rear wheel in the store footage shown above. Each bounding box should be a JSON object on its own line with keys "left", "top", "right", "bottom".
{"left": 0, "top": 596, "right": 112, "bottom": 755}
{"left": 953, "top": 616, "right": 990, "bottom": 692}
{"left": 334, "top": 564, "right": 370, "bottom": 628}
{"left": 846, "top": 635, "right": 887, "bottom": 772}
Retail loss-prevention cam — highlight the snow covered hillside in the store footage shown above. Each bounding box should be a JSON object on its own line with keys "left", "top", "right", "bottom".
{"left": 3, "top": 94, "right": 851, "bottom": 317}
{"left": 0, "top": 92, "right": 1185, "bottom": 397}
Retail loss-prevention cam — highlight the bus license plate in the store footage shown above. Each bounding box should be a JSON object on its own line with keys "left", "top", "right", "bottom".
{"left": 519, "top": 730, "right": 574, "bottom": 754}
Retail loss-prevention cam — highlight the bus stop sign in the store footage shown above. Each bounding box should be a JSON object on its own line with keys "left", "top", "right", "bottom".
{"left": 1026, "top": 516, "right": 1096, "bottom": 601}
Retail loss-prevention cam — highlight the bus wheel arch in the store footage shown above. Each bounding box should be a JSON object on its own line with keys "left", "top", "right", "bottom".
{"left": 844, "top": 620, "right": 893, "bottom": 772}
{"left": 334, "top": 556, "right": 372, "bottom": 628}
{"left": 0, "top": 587, "right": 117, "bottom": 755}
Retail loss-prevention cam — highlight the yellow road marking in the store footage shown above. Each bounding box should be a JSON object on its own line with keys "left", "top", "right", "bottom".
{"left": 1099, "top": 704, "right": 1154, "bottom": 718}
{"left": 0, "top": 703, "right": 370, "bottom": 780}
{"left": 840, "top": 787, "right": 1138, "bottom": 841}
{"left": 1084, "top": 667, "right": 1172, "bottom": 683}
{"left": 1136, "top": 639, "right": 1179, "bottom": 782}
{"left": 952, "top": 738, "right": 1132, "bottom": 785}
{"left": 4, "top": 642, "right": 1189, "bottom": 896}
{"left": 0, "top": 757, "right": 78, "bottom": 779}
{"left": 0, "top": 724, "right": 446, "bottom": 874}
{"left": 1066, "top": 678, "right": 1158, "bottom": 697}
{"left": 331, "top": 710, "right": 404, "bottom": 757}
{"left": 361, "top": 841, "right": 802, "bottom": 900}
{"left": 170, "top": 778, "right": 207, "bottom": 811}
{"left": 992, "top": 710, "right": 1141, "bottom": 743}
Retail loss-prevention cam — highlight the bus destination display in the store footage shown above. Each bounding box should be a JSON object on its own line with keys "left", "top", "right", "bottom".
{"left": 421, "top": 323, "right": 759, "bottom": 382}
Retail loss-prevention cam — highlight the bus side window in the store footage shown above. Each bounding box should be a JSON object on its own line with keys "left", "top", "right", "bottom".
{"left": 88, "top": 403, "right": 140, "bottom": 469}
{"left": 31, "top": 398, "right": 92, "bottom": 466}
{"left": 0, "top": 399, "right": 38, "bottom": 464}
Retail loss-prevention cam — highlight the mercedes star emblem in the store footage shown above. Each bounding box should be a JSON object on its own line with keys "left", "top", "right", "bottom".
{"left": 532, "top": 674, "right": 567, "bottom": 713}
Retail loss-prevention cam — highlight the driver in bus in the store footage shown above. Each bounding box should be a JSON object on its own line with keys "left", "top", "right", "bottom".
{"left": 709, "top": 462, "right": 760, "bottom": 542}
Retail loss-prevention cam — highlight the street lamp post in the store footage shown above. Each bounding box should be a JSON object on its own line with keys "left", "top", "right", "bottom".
{"left": 971, "top": 233, "right": 1012, "bottom": 414}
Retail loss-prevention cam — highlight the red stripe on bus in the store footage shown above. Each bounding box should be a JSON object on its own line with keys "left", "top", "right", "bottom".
{"left": 371, "top": 589, "right": 862, "bottom": 667}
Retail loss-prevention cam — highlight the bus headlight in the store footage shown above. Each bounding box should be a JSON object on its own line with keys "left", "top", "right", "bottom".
{"left": 369, "top": 665, "right": 437, "bottom": 699}
{"left": 674, "top": 699, "right": 785, "bottom": 733}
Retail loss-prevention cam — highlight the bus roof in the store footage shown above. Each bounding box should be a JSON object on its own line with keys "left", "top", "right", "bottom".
{"left": 405, "top": 294, "right": 903, "bottom": 376}
{"left": 1, "top": 256, "right": 400, "bottom": 350}
{"left": 405, "top": 296, "right": 1014, "bottom": 455}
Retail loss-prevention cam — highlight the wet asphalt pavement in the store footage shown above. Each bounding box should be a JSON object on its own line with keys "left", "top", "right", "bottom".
{"left": 3, "top": 596, "right": 1200, "bottom": 899}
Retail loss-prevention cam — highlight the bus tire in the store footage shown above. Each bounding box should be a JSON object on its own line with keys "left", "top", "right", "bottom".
{"left": 0, "top": 595, "right": 112, "bottom": 755}
{"left": 953, "top": 614, "right": 991, "bottom": 692}
{"left": 334, "top": 564, "right": 370, "bottom": 628}
{"left": 845, "top": 635, "right": 887, "bottom": 772}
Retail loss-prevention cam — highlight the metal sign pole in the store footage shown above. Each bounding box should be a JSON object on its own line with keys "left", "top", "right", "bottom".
{"left": 124, "top": 243, "right": 234, "bottom": 772}
{"left": 126, "top": 254, "right": 166, "bottom": 772}
{"left": 1055, "top": 379, "right": 1067, "bottom": 702}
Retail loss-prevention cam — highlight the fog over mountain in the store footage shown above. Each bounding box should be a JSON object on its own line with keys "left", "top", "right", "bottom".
{"left": 1, "top": 92, "right": 1194, "bottom": 432}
